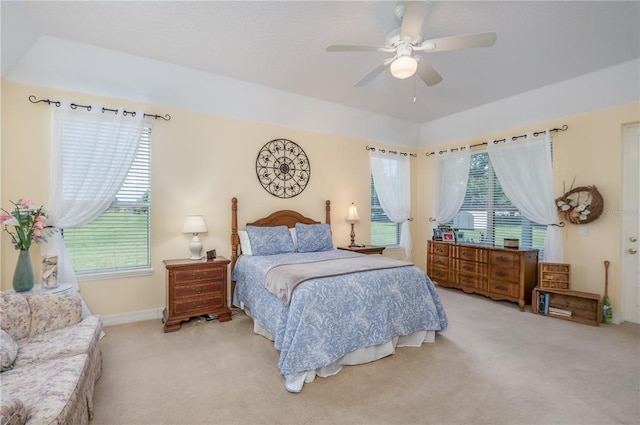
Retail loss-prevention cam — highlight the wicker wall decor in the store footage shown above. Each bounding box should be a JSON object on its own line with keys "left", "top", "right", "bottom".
{"left": 555, "top": 185, "right": 604, "bottom": 224}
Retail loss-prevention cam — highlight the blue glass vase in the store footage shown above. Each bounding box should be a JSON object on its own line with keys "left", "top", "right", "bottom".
{"left": 13, "top": 250, "right": 35, "bottom": 292}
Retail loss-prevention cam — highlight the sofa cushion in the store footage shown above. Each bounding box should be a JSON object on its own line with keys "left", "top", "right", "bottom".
{"left": 0, "top": 396, "right": 27, "bottom": 425}
{"left": 14, "top": 315, "right": 102, "bottom": 369}
{"left": 0, "top": 329, "right": 19, "bottom": 372}
{"left": 0, "top": 292, "right": 31, "bottom": 341}
{"left": 27, "top": 294, "right": 82, "bottom": 337}
{"left": 1, "top": 354, "right": 89, "bottom": 425}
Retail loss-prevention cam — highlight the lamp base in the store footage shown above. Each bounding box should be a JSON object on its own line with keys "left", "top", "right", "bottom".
{"left": 189, "top": 235, "right": 203, "bottom": 260}
{"left": 349, "top": 223, "right": 357, "bottom": 247}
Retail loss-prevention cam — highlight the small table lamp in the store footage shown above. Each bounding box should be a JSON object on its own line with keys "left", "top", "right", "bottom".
{"left": 346, "top": 203, "right": 360, "bottom": 247}
{"left": 182, "top": 215, "right": 207, "bottom": 260}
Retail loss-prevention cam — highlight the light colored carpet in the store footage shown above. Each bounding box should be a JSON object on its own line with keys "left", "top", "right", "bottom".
{"left": 91, "top": 287, "right": 640, "bottom": 425}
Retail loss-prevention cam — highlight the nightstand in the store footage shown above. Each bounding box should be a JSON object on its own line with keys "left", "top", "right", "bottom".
{"left": 162, "top": 256, "right": 231, "bottom": 332}
{"left": 337, "top": 245, "right": 385, "bottom": 255}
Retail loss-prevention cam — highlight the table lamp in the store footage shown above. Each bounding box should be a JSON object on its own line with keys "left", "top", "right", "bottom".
{"left": 346, "top": 203, "right": 360, "bottom": 247}
{"left": 182, "top": 215, "right": 207, "bottom": 260}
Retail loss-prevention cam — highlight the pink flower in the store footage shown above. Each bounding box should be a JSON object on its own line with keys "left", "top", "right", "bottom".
{"left": 0, "top": 213, "right": 12, "bottom": 223}
{"left": 19, "top": 199, "right": 34, "bottom": 207}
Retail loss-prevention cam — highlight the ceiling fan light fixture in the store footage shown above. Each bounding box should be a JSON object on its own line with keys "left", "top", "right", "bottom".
{"left": 390, "top": 56, "right": 418, "bottom": 79}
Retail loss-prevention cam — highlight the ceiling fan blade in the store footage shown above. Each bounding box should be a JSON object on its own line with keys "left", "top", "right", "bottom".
{"left": 326, "top": 45, "right": 392, "bottom": 53}
{"left": 417, "top": 32, "right": 497, "bottom": 52}
{"left": 400, "top": 1, "right": 429, "bottom": 42}
{"left": 354, "top": 62, "right": 389, "bottom": 87}
{"left": 417, "top": 60, "right": 443, "bottom": 86}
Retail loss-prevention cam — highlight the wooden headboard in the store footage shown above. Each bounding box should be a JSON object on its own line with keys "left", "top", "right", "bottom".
{"left": 230, "top": 197, "right": 331, "bottom": 296}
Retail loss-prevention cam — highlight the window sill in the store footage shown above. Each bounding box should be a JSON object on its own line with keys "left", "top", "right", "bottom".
{"left": 77, "top": 267, "right": 154, "bottom": 282}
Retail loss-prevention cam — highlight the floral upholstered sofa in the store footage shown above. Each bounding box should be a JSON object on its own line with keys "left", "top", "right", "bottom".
{"left": 0, "top": 291, "right": 102, "bottom": 425}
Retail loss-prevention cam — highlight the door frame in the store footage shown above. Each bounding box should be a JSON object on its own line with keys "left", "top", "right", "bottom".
{"left": 621, "top": 122, "right": 639, "bottom": 324}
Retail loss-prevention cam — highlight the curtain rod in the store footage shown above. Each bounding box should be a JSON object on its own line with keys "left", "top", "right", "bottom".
{"left": 425, "top": 125, "right": 568, "bottom": 156}
{"left": 28, "top": 95, "right": 171, "bottom": 121}
{"left": 366, "top": 146, "right": 417, "bottom": 157}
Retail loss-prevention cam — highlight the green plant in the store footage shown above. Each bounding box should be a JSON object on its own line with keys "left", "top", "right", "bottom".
{"left": 1, "top": 199, "right": 49, "bottom": 250}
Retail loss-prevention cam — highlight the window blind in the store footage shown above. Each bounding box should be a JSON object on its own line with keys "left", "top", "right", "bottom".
{"left": 448, "top": 151, "right": 546, "bottom": 256}
{"left": 370, "top": 176, "right": 400, "bottom": 246}
{"left": 65, "top": 126, "right": 152, "bottom": 273}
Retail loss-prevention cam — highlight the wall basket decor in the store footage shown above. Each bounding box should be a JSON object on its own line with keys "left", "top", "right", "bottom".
{"left": 556, "top": 185, "right": 604, "bottom": 224}
{"left": 256, "top": 139, "right": 310, "bottom": 198}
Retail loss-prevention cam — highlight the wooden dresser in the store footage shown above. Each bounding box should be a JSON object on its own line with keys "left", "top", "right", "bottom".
{"left": 427, "top": 241, "right": 538, "bottom": 310}
{"left": 162, "top": 257, "right": 231, "bottom": 332}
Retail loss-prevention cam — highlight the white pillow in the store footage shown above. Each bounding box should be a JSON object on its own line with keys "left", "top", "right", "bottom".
{"left": 238, "top": 228, "right": 297, "bottom": 256}
{"left": 238, "top": 230, "right": 252, "bottom": 255}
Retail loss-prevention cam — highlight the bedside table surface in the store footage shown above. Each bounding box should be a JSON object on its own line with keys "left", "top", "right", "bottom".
{"left": 337, "top": 246, "right": 385, "bottom": 255}
{"left": 163, "top": 256, "right": 229, "bottom": 268}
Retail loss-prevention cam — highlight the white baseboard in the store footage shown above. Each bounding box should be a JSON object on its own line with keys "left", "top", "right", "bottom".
{"left": 101, "top": 307, "right": 164, "bottom": 327}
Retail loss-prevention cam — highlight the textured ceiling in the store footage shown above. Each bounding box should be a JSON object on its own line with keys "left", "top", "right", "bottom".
{"left": 2, "top": 1, "right": 639, "bottom": 124}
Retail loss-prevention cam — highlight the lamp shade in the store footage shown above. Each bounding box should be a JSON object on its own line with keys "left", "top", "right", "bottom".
{"left": 390, "top": 56, "right": 418, "bottom": 79}
{"left": 182, "top": 215, "right": 207, "bottom": 234}
{"left": 346, "top": 203, "right": 360, "bottom": 222}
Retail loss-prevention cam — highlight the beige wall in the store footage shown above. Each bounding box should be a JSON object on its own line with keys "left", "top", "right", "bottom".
{"left": 416, "top": 102, "right": 640, "bottom": 317}
{"left": 0, "top": 80, "right": 412, "bottom": 315}
{"left": 2, "top": 79, "right": 638, "bottom": 319}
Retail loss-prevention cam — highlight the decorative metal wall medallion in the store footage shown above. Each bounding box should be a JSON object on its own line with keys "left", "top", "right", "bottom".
{"left": 256, "top": 139, "right": 310, "bottom": 198}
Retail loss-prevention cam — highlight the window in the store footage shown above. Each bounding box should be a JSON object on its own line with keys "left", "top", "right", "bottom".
{"left": 370, "top": 176, "right": 400, "bottom": 246}
{"left": 449, "top": 151, "right": 546, "bottom": 256}
{"left": 64, "top": 126, "right": 152, "bottom": 274}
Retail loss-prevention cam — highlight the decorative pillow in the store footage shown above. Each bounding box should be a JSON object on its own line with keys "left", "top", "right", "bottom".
{"left": 0, "top": 329, "right": 18, "bottom": 372}
{"left": 295, "top": 223, "right": 334, "bottom": 253}
{"left": 0, "top": 396, "right": 27, "bottom": 425}
{"left": 246, "top": 225, "right": 295, "bottom": 256}
{"left": 238, "top": 230, "right": 253, "bottom": 255}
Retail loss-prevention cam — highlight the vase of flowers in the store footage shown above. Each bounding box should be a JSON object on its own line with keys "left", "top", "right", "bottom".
{"left": 1, "top": 199, "right": 49, "bottom": 292}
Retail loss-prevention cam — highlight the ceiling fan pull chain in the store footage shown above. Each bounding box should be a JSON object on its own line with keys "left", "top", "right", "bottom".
{"left": 413, "top": 74, "right": 417, "bottom": 103}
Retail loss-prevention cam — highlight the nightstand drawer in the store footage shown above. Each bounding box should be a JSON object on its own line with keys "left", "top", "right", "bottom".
{"left": 174, "top": 267, "right": 224, "bottom": 284}
{"left": 173, "top": 282, "right": 221, "bottom": 299}
{"left": 174, "top": 294, "right": 223, "bottom": 315}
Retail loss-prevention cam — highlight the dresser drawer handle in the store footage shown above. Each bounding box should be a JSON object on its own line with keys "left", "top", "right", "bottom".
{"left": 463, "top": 251, "right": 472, "bottom": 257}
{"left": 191, "top": 273, "right": 203, "bottom": 279}
{"left": 496, "top": 256, "right": 509, "bottom": 262}
{"left": 494, "top": 285, "right": 507, "bottom": 291}
{"left": 463, "top": 265, "right": 473, "bottom": 271}
{"left": 462, "top": 278, "right": 472, "bottom": 284}
{"left": 436, "top": 259, "right": 445, "bottom": 265}
{"left": 194, "top": 303, "right": 206, "bottom": 308}
{"left": 495, "top": 270, "right": 508, "bottom": 277}
{"left": 195, "top": 288, "right": 205, "bottom": 294}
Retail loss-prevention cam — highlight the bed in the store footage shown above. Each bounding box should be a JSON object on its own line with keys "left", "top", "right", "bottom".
{"left": 230, "top": 197, "right": 448, "bottom": 392}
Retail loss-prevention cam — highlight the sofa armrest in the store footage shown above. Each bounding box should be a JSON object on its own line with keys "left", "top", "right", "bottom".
{"left": 0, "top": 396, "right": 27, "bottom": 425}
{"left": 27, "top": 294, "right": 82, "bottom": 337}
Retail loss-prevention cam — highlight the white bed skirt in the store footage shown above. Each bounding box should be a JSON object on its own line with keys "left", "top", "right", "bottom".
{"left": 242, "top": 304, "right": 436, "bottom": 393}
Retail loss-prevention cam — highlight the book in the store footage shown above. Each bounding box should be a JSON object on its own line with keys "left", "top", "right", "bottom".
{"left": 548, "top": 307, "right": 572, "bottom": 317}
{"left": 544, "top": 293, "right": 550, "bottom": 314}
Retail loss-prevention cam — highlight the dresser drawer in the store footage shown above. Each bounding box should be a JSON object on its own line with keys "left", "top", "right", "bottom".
{"left": 174, "top": 267, "right": 224, "bottom": 284}
{"left": 456, "top": 260, "right": 488, "bottom": 275}
{"left": 430, "top": 255, "right": 450, "bottom": 269}
{"left": 488, "top": 280, "right": 519, "bottom": 297}
{"left": 429, "top": 268, "right": 450, "bottom": 283}
{"left": 490, "top": 265, "right": 520, "bottom": 282}
{"left": 457, "top": 273, "right": 487, "bottom": 290}
{"left": 173, "top": 282, "right": 222, "bottom": 300}
{"left": 430, "top": 243, "right": 450, "bottom": 257}
{"left": 490, "top": 251, "right": 520, "bottom": 268}
{"left": 456, "top": 246, "right": 488, "bottom": 263}
{"left": 173, "top": 294, "right": 224, "bottom": 315}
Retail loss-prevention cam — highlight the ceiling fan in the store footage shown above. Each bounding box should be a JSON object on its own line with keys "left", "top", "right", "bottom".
{"left": 326, "top": 1, "right": 497, "bottom": 87}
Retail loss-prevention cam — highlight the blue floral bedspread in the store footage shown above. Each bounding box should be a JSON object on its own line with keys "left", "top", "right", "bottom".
{"left": 232, "top": 250, "right": 448, "bottom": 384}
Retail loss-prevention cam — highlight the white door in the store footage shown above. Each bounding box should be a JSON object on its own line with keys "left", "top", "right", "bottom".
{"left": 622, "top": 123, "right": 639, "bottom": 324}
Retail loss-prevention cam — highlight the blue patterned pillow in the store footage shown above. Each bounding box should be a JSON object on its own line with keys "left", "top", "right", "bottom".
{"left": 295, "top": 223, "right": 333, "bottom": 253}
{"left": 246, "top": 225, "right": 295, "bottom": 256}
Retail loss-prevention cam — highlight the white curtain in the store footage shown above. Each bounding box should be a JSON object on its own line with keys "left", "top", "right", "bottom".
{"left": 433, "top": 147, "right": 471, "bottom": 224}
{"left": 487, "top": 132, "right": 563, "bottom": 262}
{"left": 42, "top": 101, "right": 145, "bottom": 316}
{"left": 370, "top": 151, "right": 412, "bottom": 259}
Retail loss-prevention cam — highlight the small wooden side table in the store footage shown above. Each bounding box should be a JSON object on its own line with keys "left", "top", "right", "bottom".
{"left": 337, "top": 245, "right": 385, "bottom": 255}
{"left": 163, "top": 256, "right": 231, "bottom": 333}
